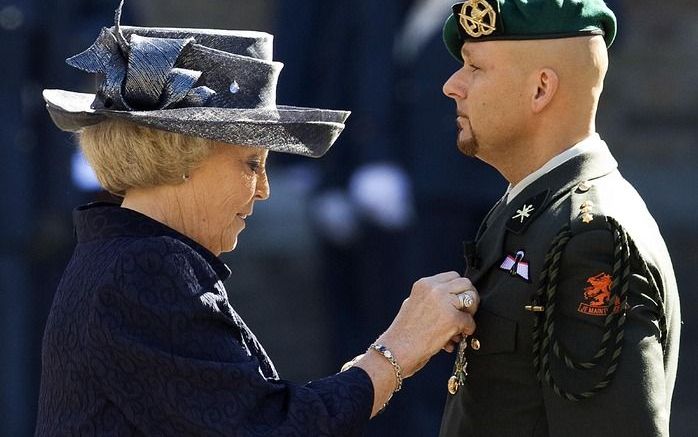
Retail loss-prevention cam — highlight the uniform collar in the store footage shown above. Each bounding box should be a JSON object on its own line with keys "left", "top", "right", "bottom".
{"left": 469, "top": 138, "right": 617, "bottom": 283}
{"left": 505, "top": 133, "right": 604, "bottom": 204}
{"left": 73, "top": 202, "right": 231, "bottom": 281}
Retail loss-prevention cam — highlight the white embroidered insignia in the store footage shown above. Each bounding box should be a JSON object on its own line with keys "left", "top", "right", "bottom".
{"left": 500, "top": 250, "right": 530, "bottom": 280}
{"left": 512, "top": 204, "right": 535, "bottom": 223}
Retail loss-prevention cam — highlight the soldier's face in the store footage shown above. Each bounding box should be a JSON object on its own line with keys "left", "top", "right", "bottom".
{"left": 442, "top": 41, "right": 530, "bottom": 163}
{"left": 443, "top": 57, "right": 481, "bottom": 157}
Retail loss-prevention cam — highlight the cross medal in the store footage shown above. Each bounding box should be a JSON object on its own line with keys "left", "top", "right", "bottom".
{"left": 447, "top": 336, "right": 469, "bottom": 394}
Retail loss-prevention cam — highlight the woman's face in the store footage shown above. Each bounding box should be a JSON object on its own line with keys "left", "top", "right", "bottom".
{"left": 184, "top": 143, "right": 270, "bottom": 255}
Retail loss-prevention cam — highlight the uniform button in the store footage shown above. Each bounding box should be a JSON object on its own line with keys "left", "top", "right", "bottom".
{"left": 577, "top": 180, "right": 592, "bottom": 192}
{"left": 470, "top": 338, "right": 481, "bottom": 350}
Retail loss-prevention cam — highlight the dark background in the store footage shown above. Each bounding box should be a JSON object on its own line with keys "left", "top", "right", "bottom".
{"left": 1, "top": 0, "right": 696, "bottom": 435}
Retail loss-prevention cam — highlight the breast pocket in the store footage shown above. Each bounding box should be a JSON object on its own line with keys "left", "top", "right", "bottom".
{"left": 470, "top": 309, "right": 518, "bottom": 355}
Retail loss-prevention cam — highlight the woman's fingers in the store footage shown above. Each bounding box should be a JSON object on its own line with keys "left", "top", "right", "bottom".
{"left": 445, "top": 277, "right": 475, "bottom": 294}
{"left": 450, "top": 290, "right": 480, "bottom": 315}
{"left": 442, "top": 334, "right": 464, "bottom": 352}
{"left": 443, "top": 277, "right": 480, "bottom": 314}
{"left": 383, "top": 272, "right": 479, "bottom": 375}
{"left": 457, "top": 312, "right": 477, "bottom": 336}
{"left": 429, "top": 271, "right": 462, "bottom": 283}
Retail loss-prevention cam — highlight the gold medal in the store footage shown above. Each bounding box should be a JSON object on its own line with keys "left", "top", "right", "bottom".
{"left": 448, "top": 375, "right": 460, "bottom": 395}
{"left": 447, "top": 336, "right": 469, "bottom": 395}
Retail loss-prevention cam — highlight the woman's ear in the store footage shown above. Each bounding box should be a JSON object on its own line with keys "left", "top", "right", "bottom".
{"left": 531, "top": 68, "right": 559, "bottom": 113}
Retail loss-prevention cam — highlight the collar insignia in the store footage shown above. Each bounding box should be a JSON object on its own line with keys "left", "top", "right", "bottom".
{"left": 506, "top": 190, "right": 550, "bottom": 235}
{"left": 459, "top": 0, "right": 497, "bottom": 38}
{"left": 512, "top": 204, "right": 534, "bottom": 223}
{"left": 500, "top": 250, "right": 530, "bottom": 281}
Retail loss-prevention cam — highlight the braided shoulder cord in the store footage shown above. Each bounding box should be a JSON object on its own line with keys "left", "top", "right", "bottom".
{"left": 531, "top": 217, "right": 666, "bottom": 401}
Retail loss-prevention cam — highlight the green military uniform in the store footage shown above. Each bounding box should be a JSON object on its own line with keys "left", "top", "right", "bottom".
{"left": 439, "top": 140, "right": 681, "bottom": 436}
{"left": 440, "top": 0, "right": 681, "bottom": 437}
{"left": 438, "top": 1, "right": 680, "bottom": 435}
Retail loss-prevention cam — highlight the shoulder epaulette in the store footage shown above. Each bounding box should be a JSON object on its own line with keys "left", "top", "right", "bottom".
{"left": 568, "top": 179, "right": 608, "bottom": 235}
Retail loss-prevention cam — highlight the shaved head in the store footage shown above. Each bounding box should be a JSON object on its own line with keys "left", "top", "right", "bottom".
{"left": 507, "top": 35, "right": 608, "bottom": 111}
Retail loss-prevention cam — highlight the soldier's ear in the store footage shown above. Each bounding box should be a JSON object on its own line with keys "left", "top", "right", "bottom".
{"left": 531, "top": 68, "right": 559, "bottom": 113}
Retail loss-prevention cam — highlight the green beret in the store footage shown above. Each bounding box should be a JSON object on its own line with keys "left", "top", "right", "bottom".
{"left": 443, "top": 0, "right": 617, "bottom": 61}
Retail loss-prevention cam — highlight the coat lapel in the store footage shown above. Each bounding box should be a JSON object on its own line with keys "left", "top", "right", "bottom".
{"left": 470, "top": 200, "right": 511, "bottom": 283}
{"left": 468, "top": 141, "right": 618, "bottom": 284}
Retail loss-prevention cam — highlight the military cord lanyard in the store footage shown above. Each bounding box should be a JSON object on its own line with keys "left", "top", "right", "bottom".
{"left": 449, "top": 217, "right": 667, "bottom": 399}
{"left": 530, "top": 216, "right": 667, "bottom": 401}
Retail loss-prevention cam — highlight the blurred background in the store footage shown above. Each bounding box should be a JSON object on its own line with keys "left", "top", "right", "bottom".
{"left": 1, "top": 0, "right": 696, "bottom": 435}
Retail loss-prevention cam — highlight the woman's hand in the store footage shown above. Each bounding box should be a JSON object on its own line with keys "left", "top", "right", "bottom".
{"left": 353, "top": 271, "right": 479, "bottom": 416}
{"left": 378, "top": 271, "right": 479, "bottom": 376}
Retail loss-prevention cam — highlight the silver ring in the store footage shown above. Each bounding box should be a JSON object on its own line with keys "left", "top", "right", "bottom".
{"left": 457, "top": 292, "right": 474, "bottom": 311}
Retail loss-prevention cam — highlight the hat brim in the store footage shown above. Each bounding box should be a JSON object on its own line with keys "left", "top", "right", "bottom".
{"left": 43, "top": 89, "right": 349, "bottom": 158}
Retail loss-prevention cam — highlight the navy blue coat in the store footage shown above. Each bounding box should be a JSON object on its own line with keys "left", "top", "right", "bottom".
{"left": 35, "top": 203, "right": 373, "bottom": 436}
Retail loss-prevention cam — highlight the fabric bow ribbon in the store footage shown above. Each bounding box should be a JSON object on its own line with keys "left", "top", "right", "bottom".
{"left": 66, "top": 0, "right": 215, "bottom": 111}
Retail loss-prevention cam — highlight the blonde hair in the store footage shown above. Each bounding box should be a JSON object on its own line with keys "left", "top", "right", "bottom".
{"left": 78, "top": 119, "right": 213, "bottom": 195}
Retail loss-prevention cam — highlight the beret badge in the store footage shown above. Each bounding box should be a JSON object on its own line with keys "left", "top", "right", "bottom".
{"left": 443, "top": 0, "right": 617, "bottom": 62}
{"left": 458, "top": 0, "right": 497, "bottom": 38}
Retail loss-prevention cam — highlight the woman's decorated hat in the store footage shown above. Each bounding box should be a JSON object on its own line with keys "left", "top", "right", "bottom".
{"left": 43, "top": 0, "right": 349, "bottom": 158}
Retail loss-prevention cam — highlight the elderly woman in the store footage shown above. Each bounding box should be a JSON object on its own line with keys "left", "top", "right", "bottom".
{"left": 35, "top": 3, "right": 479, "bottom": 436}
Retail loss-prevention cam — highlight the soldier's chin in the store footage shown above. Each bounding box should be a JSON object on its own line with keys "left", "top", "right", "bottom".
{"left": 457, "top": 134, "right": 479, "bottom": 157}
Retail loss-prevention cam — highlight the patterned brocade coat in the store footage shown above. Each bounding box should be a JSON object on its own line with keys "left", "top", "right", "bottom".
{"left": 439, "top": 141, "right": 681, "bottom": 437}
{"left": 36, "top": 203, "right": 373, "bottom": 436}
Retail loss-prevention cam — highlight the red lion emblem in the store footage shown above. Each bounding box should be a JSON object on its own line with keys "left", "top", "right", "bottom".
{"left": 577, "top": 272, "right": 620, "bottom": 316}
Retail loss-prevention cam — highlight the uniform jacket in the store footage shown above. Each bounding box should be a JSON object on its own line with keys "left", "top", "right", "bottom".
{"left": 439, "top": 141, "right": 680, "bottom": 436}
{"left": 35, "top": 203, "right": 373, "bottom": 436}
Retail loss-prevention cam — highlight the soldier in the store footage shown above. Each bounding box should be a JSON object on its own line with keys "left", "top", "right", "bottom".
{"left": 438, "top": 1, "right": 681, "bottom": 436}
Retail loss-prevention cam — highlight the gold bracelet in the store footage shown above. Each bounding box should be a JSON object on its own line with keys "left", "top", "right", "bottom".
{"left": 369, "top": 343, "right": 403, "bottom": 412}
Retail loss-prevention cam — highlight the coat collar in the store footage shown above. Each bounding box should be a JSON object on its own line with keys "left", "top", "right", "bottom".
{"left": 504, "top": 133, "right": 602, "bottom": 204}
{"left": 470, "top": 140, "right": 618, "bottom": 283}
{"left": 73, "top": 202, "right": 231, "bottom": 281}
